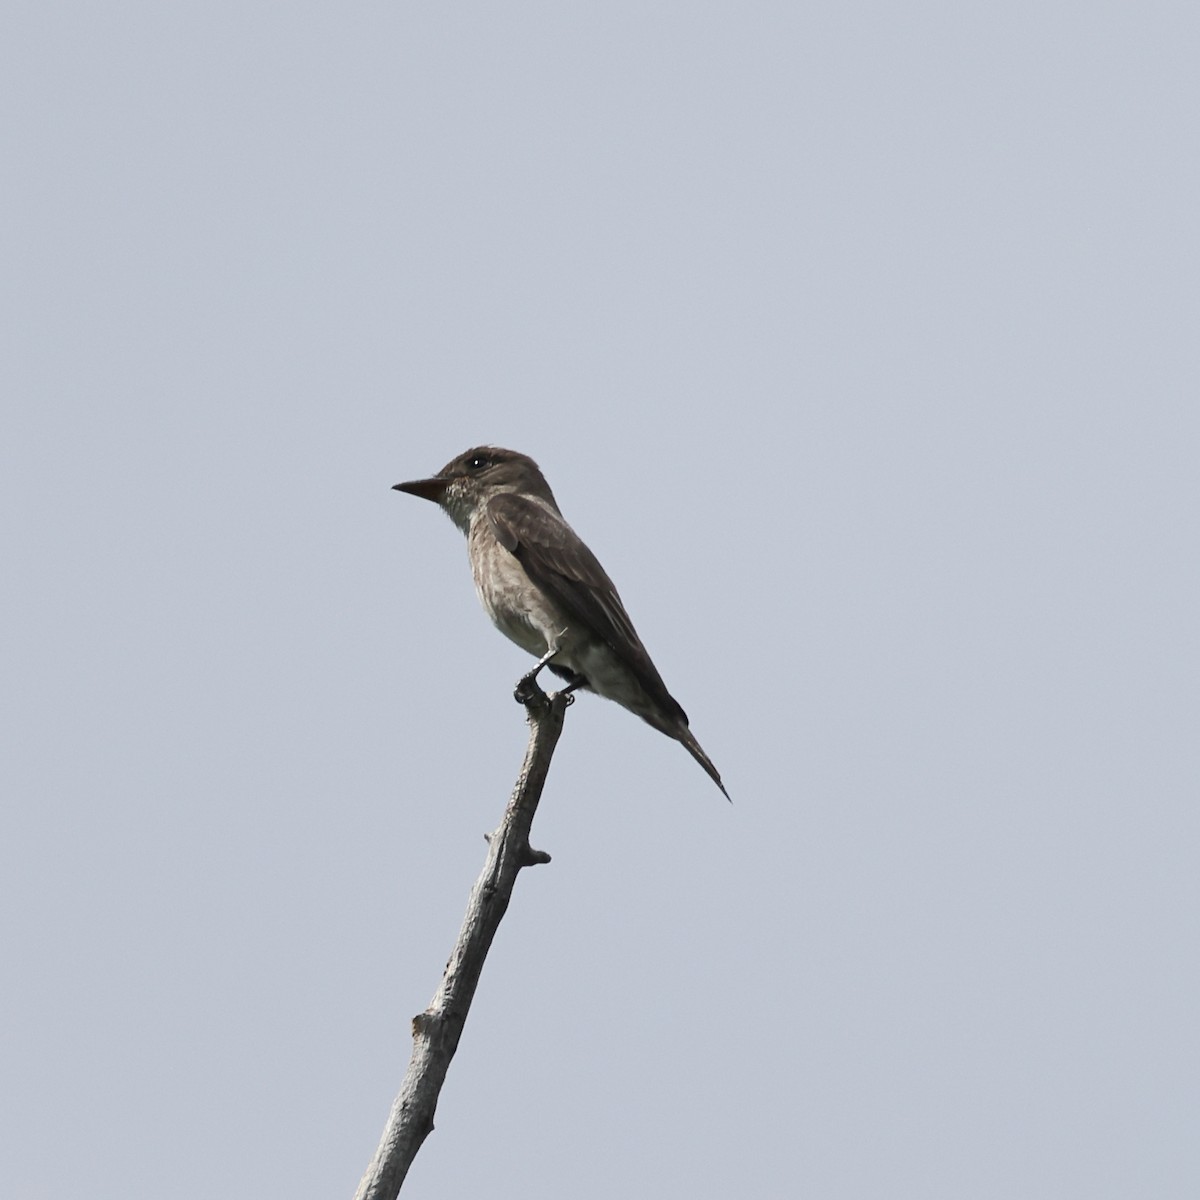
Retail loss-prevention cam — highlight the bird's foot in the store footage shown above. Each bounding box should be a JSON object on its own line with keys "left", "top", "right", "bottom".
{"left": 514, "top": 647, "right": 558, "bottom": 706}
{"left": 513, "top": 673, "right": 547, "bottom": 706}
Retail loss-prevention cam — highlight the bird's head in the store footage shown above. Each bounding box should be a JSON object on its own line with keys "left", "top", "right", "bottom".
{"left": 393, "top": 446, "right": 559, "bottom": 532}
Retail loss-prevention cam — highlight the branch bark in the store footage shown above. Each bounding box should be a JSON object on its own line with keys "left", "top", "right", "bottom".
{"left": 353, "top": 681, "right": 571, "bottom": 1200}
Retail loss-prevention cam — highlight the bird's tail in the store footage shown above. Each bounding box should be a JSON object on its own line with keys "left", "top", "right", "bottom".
{"left": 677, "top": 727, "right": 730, "bottom": 801}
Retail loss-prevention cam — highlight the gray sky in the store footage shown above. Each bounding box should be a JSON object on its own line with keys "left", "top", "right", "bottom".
{"left": 3, "top": 3, "right": 1197, "bottom": 1197}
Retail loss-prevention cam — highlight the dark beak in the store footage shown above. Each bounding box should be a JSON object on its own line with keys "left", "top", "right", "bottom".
{"left": 392, "top": 476, "right": 450, "bottom": 502}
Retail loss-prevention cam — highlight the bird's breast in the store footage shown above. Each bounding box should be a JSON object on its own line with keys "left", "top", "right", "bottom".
{"left": 467, "top": 521, "right": 563, "bottom": 659}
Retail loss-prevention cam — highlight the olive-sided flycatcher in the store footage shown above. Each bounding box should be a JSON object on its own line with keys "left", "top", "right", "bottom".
{"left": 393, "top": 446, "right": 728, "bottom": 798}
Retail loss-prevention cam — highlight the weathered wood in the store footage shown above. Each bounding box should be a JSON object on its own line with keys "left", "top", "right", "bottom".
{"left": 353, "top": 682, "right": 570, "bottom": 1199}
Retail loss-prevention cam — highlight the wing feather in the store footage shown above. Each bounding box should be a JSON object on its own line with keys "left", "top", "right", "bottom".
{"left": 485, "top": 492, "right": 683, "bottom": 718}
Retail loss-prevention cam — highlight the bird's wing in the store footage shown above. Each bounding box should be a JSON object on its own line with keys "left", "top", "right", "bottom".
{"left": 485, "top": 492, "right": 683, "bottom": 717}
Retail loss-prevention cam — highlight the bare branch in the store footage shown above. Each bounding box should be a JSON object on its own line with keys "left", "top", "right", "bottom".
{"left": 354, "top": 682, "right": 571, "bottom": 1199}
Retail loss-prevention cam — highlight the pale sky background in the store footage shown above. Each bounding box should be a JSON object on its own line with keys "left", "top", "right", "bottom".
{"left": 3, "top": 3, "right": 1197, "bottom": 1198}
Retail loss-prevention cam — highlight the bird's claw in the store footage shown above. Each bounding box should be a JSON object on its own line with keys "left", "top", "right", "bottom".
{"left": 514, "top": 672, "right": 546, "bottom": 707}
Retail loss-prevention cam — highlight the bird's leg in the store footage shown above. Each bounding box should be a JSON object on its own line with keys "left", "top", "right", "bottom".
{"left": 547, "top": 628, "right": 586, "bottom": 699}
{"left": 513, "top": 646, "right": 558, "bottom": 704}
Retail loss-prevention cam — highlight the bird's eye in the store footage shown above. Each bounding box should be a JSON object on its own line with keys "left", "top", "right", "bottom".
{"left": 466, "top": 454, "right": 490, "bottom": 471}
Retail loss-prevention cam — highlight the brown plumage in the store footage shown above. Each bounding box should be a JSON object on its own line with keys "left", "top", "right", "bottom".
{"left": 394, "top": 446, "right": 728, "bottom": 798}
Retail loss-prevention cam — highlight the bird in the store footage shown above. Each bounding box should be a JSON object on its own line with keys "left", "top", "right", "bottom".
{"left": 393, "top": 446, "right": 728, "bottom": 798}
